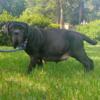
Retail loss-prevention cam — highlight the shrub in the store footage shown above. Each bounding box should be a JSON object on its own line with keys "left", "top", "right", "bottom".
{"left": 18, "top": 8, "right": 51, "bottom": 28}
{"left": 0, "top": 11, "right": 16, "bottom": 22}
{"left": 48, "top": 23, "right": 60, "bottom": 29}
{"left": 76, "top": 20, "right": 100, "bottom": 40}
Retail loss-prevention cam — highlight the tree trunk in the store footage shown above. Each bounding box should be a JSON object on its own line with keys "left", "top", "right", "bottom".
{"left": 56, "top": 0, "right": 60, "bottom": 24}
{"left": 56, "top": 0, "right": 64, "bottom": 29}
{"left": 59, "top": 0, "right": 64, "bottom": 29}
{"left": 0, "top": 0, "right": 12, "bottom": 14}
{"left": 79, "top": 0, "right": 84, "bottom": 23}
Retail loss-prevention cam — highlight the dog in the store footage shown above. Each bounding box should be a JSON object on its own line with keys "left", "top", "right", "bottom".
{"left": 0, "top": 21, "right": 97, "bottom": 73}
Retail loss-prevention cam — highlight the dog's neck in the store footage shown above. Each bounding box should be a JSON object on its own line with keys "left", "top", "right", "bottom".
{"left": 26, "top": 26, "right": 44, "bottom": 47}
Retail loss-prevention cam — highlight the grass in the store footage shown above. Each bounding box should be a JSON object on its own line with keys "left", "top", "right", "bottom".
{"left": 0, "top": 42, "right": 100, "bottom": 100}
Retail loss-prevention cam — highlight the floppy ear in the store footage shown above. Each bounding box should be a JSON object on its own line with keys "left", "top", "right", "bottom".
{"left": 1, "top": 22, "right": 10, "bottom": 36}
{"left": 24, "top": 23, "right": 30, "bottom": 39}
{"left": 0, "top": 22, "right": 5, "bottom": 29}
{"left": 0, "top": 22, "right": 6, "bottom": 33}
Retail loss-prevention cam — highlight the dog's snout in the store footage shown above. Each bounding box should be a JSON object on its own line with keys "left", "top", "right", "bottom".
{"left": 14, "top": 31, "right": 19, "bottom": 35}
{"left": 14, "top": 30, "right": 20, "bottom": 35}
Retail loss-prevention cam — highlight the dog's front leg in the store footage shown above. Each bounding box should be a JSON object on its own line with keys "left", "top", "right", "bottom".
{"left": 28, "top": 56, "right": 36, "bottom": 73}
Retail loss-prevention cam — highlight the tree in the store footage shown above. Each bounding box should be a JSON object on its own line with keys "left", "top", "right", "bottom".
{"left": 0, "top": 0, "right": 99, "bottom": 25}
{"left": 55, "top": 0, "right": 64, "bottom": 28}
{"left": 25, "top": 0, "right": 57, "bottom": 20}
{"left": 0, "top": 0, "right": 26, "bottom": 16}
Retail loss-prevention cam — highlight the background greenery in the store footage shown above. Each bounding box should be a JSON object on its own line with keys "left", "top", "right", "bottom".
{"left": 76, "top": 20, "right": 100, "bottom": 39}
{"left": 0, "top": 0, "right": 100, "bottom": 24}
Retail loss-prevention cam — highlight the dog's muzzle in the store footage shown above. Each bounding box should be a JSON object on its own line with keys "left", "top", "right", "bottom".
{"left": 21, "top": 40, "right": 27, "bottom": 49}
{"left": 17, "top": 39, "right": 28, "bottom": 49}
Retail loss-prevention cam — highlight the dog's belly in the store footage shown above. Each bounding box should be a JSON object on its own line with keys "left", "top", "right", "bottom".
{"left": 43, "top": 53, "right": 69, "bottom": 62}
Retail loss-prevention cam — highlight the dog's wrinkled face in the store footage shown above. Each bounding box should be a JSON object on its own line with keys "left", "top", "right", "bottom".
{"left": 7, "top": 22, "right": 28, "bottom": 48}
{"left": 0, "top": 22, "right": 28, "bottom": 48}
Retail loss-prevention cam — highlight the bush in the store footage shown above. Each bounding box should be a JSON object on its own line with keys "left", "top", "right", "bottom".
{"left": 48, "top": 23, "right": 60, "bottom": 29}
{"left": 18, "top": 8, "right": 51, "bottom": 28}
{"left": 18, "top": 8, "right": 60, "bottom": 29}
{"left": 76, "top": 20, "right": 100, "bottom": 40}
{"left": 0, "top": 11, "right": 16, "bottom": 22}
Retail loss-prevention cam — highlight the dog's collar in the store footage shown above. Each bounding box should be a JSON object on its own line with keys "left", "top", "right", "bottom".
{"left": 23, "top": 39, "right": 28, "bottom": 49}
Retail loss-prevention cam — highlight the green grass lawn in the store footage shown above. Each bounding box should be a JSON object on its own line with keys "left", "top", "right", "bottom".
{"left": 0, "top": 42, "right": 100, "bottom": 100}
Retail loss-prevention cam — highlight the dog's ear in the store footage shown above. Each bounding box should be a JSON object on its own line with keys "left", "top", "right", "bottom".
{"left": 0, "top": 22, "right": 5, "bottom": 29}
{"left": 0, "top": 22, "right": 6, "bottom": 33}
{"left": 24, "top": 23, "right": 30, "bottom": 39}
{"left": 1, "top": 22, "right": 10, "bottom": 36}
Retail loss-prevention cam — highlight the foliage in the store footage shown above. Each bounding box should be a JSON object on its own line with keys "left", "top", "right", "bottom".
{"left": 76, "top": 20, "right": 100, "bottom": 39}
{"left": 18, "top": 8, "right": 51, "bottom": 28}
{"left": 48, "top": 23, "right": 60, "bottom": 29}
{"left": 0, "top": 0, "right": 26, "bottom": 16}
{"left": 0, "top": 42, "right": 100, "bottom": 99}
{"left": 0, "top": 11, "right": 16, "bottom": 22}
{"left": 0, "top": 0, "right": 100, "bottom": 24}
{"left": 25, "top": 0, "right": 56, "bottom": 21}
{"left": 0, "top": 34, "right": 11, "bottom": 46}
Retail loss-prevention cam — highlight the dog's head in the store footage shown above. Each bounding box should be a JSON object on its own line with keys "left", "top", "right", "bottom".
{"left": 0, "top": 21, "right": 28, "bottom": 48}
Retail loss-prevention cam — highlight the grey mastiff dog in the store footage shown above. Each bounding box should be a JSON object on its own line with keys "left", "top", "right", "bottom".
{"left": 0, "top": 21, "right": 97, "bottom": 73}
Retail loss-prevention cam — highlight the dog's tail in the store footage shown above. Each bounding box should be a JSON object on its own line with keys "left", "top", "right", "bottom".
{"left": 82, "top": 34, "right": 97, "bottom": 45}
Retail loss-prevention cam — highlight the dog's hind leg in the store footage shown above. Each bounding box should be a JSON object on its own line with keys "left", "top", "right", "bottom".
{"left": 71, "top": 48, "right": 94, "bottom": 72}
{"left": 37, "top": 58, "right": 44, "bottom": 67}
